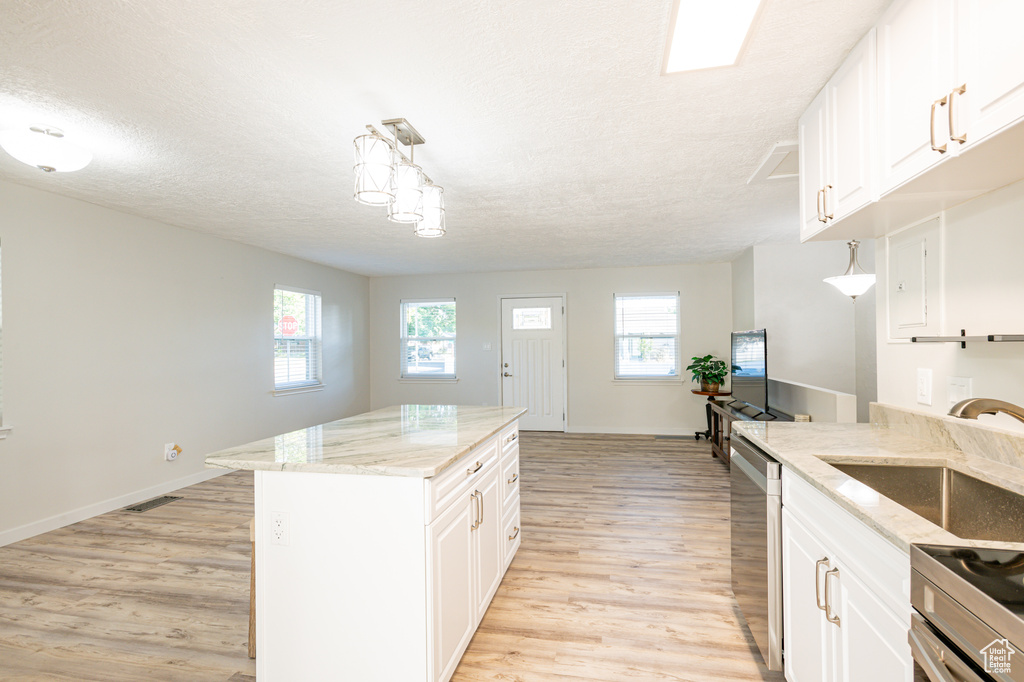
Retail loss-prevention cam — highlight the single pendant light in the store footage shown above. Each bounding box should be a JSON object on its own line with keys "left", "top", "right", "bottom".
{"left": 824, "top": 239, "right": 875, "bottom": 301}
{"left": 388, "top": 126, "right": 424, "bottom": 223}
{"left": 0, "top": 126, "right": 92, "bottom": 172}
{"left": 353, "top": 130, "right": 395, "bottom": 206}
{"left": 415, "top": 184, "right": 445, "bottom": 238}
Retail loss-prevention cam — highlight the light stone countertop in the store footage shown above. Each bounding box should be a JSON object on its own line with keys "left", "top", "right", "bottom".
{"left": 204, "top": 404, "right": 527, "bottom": 478}
{"left": 733, "top": 421, "right": 1024, "bottom": 553}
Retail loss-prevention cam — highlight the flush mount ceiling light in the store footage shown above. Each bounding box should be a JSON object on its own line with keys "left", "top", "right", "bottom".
{"left": 0, "top": 126, "right": 92, "bottom": 172}
{"left": 664, "top": 0, "right": 764, "bottom": 73}
{"left": 824, "top": 240, "right": 876, "bottom": 301}
{"left": 353, "top": 118, "right": 446, "bottom": 238}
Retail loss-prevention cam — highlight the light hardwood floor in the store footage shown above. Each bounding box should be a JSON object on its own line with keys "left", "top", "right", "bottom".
{"left": 0, "top": 433, "right": 782, "bottom": 681}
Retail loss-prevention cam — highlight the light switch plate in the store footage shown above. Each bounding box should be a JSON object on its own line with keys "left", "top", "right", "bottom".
{"left": 947, "top": 376, "right": 973, "bottom": 410}
{"left": 917, "top": 368, "right": 933, "bottom": 406}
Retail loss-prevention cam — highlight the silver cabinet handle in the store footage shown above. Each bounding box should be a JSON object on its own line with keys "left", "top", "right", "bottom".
{"left": 508, "top": 526, "right": 520, "bottom": 541}
{"left": 823, "top": 184, "right": 834, "bottom": 220}
{"left": 507, "top": 472, "right": 519, "bottom": 485}
{"left": 506, "top": 432, "right": 518, "bottom": 444}
{"left": 477, "top": 490, "right": 484, "bottom": 527}
{"left": 816, "top": 188, "right": 826, "bottom": 223}
{"left": 824, "top": 568, "right": 841, "bottom": 627}
{"left": 467, "top": 461, "right": 482, "bottom": 475}
{"left": 470, "top": 491, "right": 481, "bottom": 530}
{"left": 931, "top": 96, "right": 949, "bottom": 153}
{"left": 949, "top": 83, "right": 967, "bottom": 144}
{"left": 815, "top": 558, "right": 829, "bottom": 612}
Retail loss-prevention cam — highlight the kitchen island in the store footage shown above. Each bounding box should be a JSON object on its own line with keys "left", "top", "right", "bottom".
{"left": 206, "top": 404, "right": 526, "bottom": 682}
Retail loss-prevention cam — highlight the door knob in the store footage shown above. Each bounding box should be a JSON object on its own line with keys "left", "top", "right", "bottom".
{"left": 503, "top": 363, "right": 509, "bottom": 368}
{"left": 503, "top": 372, "right": 512, "bottom": 377}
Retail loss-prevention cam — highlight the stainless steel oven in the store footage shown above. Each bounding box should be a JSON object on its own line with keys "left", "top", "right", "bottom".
{"left": 730, "top": 436, "right": 783, "bottom": 672}
{"left": 911, "top": 544, "right": 1024, "bottom": 682}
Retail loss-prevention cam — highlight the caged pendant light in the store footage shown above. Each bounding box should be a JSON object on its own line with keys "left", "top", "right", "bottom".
{"left": 353, "top": 118, "right": 446, "bottom": 237}
{"left": 824, "top": 240, "right": 876, "bottom": 301}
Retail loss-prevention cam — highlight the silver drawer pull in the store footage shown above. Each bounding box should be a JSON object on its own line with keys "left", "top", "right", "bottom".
{"left": 508, "top": 526, "right": 520, "bottom": 541}
{"left": 506, "top": 432, "right": 518, "bottom": 444}
{"left": 815, "top": 557, "right": 829, "bottom": 612}
{"left": 467, "top": 461, "right": 482, "bottom": 475}
{"left": 507, "top": 473, "right": 519, "bottom": 485}
{"left": 824, "top": 568, "right": 841, "bottom": 627}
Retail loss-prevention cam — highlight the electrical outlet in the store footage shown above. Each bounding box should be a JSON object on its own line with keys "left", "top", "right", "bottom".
{"left": 947, "top": 376, "right": 973, "bottom": 410}
{"left": 917, "top": 368, "right": 933, "bottom": 406}
{"left": 271, "top": 511, "right": 289, "bottom": 546}
{"left": 164, "top": 443, "right": 182, "bottom": 462}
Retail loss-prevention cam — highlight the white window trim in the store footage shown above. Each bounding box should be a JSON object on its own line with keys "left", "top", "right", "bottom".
{"left": 400, "top": 298, "right": 457, "bottom": 380}
{"left": 612, "top": 291, "right": 682, "bottom": 381}
{"left": 274, "top": 285, "right": 324, "bottom": 392}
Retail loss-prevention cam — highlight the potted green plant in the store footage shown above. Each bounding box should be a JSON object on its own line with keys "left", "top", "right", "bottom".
{"left": 686, "top": 354, "right": 729, "bottom": 393}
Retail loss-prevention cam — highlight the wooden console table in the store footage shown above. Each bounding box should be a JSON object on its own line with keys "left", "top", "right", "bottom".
{"left": 691, "top": 389, "right": 731, "bottom": 441}
{"left": 707, "top": 400, "right": 793, "bottom": 466}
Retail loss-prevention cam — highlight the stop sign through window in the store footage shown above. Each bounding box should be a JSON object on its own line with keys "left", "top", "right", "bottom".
{"left": 280, "top": 316, "right": 299, "bottom": 336}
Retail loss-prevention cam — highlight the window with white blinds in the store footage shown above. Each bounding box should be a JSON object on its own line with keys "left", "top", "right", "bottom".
{"left": 613, "top": 293, "right": 680, "bottom": 379}
{"left": 273, "top": 287, "right": 322, "bottom": 390}
{"left": 401, "top": 299, "right": 456, "bottom": 379}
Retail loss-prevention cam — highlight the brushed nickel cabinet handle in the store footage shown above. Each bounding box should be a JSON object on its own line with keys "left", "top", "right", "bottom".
{"left": 815, "top": 557, "right": 829, "bottom": 612}
{"left": 470, "top": 491, "right": 481, "bottom": 530}
{"left": 506, "top": 432, "right": 518, "bottom": 443}
{"left": 467, "top": 461, "right": 482, "bottom": 475}
{"left": 508, "top": 526, "right": 520, "bottom": 541}
{"left": 823, "top": 184, "right": 834, "bottom": 220}
{"left": 825, "top": 568, "right": 841, "bottom": 627}
{"left": 931, "top": 96, "right": 949, "bottom": 153}
{"left": 508, "top": 472, "right": 519, "bottom": 485}
{"left": 949, "top": 83, "right": 967, "bottom": 144}
{"left": 478, "top": 490, "right": 484, "bottom": 527}
{"left": 816, "top": 188, "right": 826, "bottom": 223}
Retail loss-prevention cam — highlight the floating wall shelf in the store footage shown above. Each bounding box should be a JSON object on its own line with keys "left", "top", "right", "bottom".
{"left": 910, "top": 329, "right": 1024, "bottom": 348}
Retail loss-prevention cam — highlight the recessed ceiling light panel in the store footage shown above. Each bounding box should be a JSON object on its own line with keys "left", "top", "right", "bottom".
{"left": 665, "top": 0, "right": 764, "bottom": 74}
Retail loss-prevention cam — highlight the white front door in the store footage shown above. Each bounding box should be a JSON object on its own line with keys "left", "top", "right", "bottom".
{"left": 500, "top": 297, "right": 565, "bottom": 431}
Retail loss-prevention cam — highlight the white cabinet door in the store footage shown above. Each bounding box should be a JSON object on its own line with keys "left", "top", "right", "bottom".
{"left": 833, "top": 558, "right": 915, "bottom": 682}
{"left": 877, "top": 0, "right": 957, "bottom": 192}
{"left": 958, "top": 0, "right": 1024, "bottom": 147}
{"left": 473, "top": 463, "right": 503, "bottom": 620}
{"left": 428, "top": 491, "right": 476, "bottom": 682}
{"left": 799, "top": 87, "right": 830, "bottom": 241}
{"left": 782, "top": 508, "right": 837, "bottom": 682}
{"left": 827, "top": 29, "right": 877, "bottom": 221}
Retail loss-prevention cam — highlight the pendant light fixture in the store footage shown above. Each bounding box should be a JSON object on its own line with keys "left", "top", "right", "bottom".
{"left": 415, "top": 183, "right": 446, "bottom": 238}
{"left": 0, "top": 126, "right": 92, "bottom": 173}
{"left": 353, "top": 118, "right": 446, "bottom": 237}
{"left": 824, "top": 240, "right": 876, "bottom": 301}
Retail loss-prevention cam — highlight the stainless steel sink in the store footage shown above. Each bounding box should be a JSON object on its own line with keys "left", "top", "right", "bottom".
{"left": 830, "top": 463, "right": 1024, "bottom": 544}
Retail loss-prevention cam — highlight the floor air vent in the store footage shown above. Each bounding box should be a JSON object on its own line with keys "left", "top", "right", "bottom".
{"left": 123, "top": 495, "right": 182, "bottom": 513}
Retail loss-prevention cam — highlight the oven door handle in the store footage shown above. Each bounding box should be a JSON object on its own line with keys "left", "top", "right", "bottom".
{"left": 909, "top": 614, "right": 986, "bottom": 682}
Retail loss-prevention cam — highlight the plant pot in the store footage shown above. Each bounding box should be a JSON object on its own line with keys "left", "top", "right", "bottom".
{"left": 700, "top": 380, "right": 721, "bottom": 393}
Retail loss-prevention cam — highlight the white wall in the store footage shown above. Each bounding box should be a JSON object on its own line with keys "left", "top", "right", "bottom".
{"left": 0, "top": 180, "right": 370, "bottom": 544}
{"left": 369, "top": 264, "right": 733, "bottom": 435}
{"left": 730, "top": 242, "right": 878, "bottom": 421}
{"left": 876, "top": 178, "right": 1024, "bottom": 433}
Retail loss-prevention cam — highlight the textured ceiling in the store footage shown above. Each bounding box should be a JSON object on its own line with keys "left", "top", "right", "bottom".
{"left": 0, "top": 0, "right": 890, "bottom": 276}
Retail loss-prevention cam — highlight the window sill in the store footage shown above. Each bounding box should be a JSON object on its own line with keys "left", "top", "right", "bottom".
{"left": 0, "top": 426, "right": 10, "bottom": 440}
{"left": 273, "top": 384, "right": 325, "bottom": 397}
{"left": 612, "top": 378, "right": 685, "bottom": 385}
{"left": 398, "top": 377, "right": 459, "bottom": 384}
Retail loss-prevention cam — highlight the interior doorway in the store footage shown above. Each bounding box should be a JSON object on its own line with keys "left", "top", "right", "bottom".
{"left": 499, "top": 296, "right": 566, "bottom": 431}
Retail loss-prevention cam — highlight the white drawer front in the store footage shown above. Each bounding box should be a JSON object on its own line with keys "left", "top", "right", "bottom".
{"left": 426, "top": 438, "right": 499, "bottom": 524}
{"left": 501, "top": 445, "right": 520, "bottom": 509}
{"left": 502, "top": 496, "right": 521, "bottom": 570}
{"left": 499, "top": 421, "right": 520, "bottom": 453}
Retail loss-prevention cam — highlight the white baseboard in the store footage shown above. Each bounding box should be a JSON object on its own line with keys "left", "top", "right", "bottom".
{"left": 564, "top": 425, "right": 701, "bottom": 436}
{"left": 0, "top": 468, "right": 228, "bottom": 548}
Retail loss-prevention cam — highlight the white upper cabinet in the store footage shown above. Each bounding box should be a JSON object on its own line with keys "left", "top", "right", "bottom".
{"left": 799, "top": 88, "right": 830, "bottom": 241}
{"left": 799, "top": 30, "right": 877, "bottom": 241}
{"left": 827, "top": 29, "right": 878, "bottom": 220}
{"left": 877, "top": 0, "right": 957, "bottom": 193}
{"left": 957, "top": 0, "right": 1024, "bottom": 146}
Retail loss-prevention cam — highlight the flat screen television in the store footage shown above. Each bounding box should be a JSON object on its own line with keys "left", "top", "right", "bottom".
{"left": 731, "top": 329, "right": 769, "bottom": 415}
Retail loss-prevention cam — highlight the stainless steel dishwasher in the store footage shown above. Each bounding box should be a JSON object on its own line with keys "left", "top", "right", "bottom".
{"left": 730, "top": 436, "right": 783, "bottom": 672}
